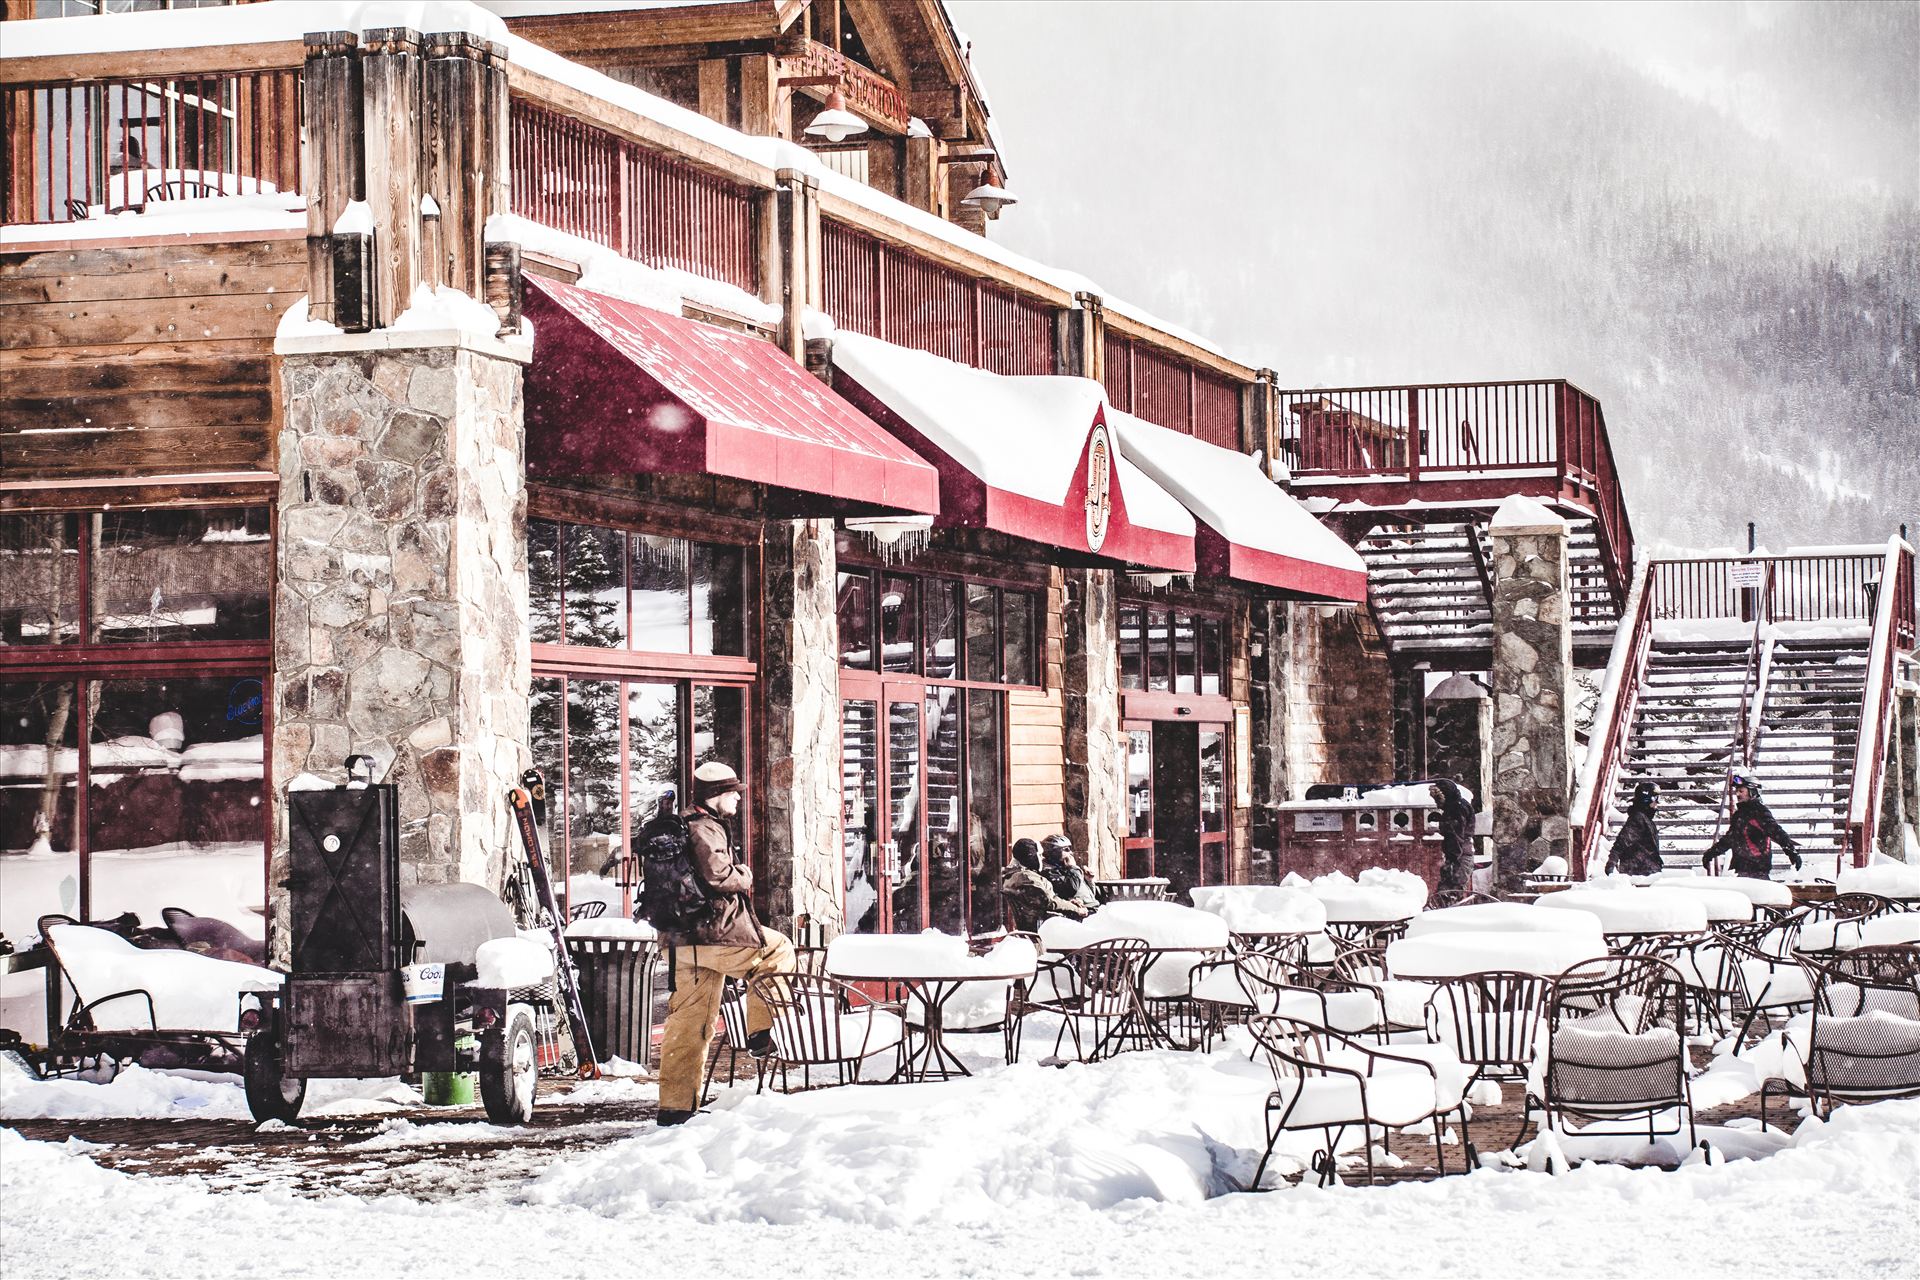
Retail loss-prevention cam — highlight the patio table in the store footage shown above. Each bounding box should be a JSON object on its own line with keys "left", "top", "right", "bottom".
{"left": 1836, "top": 864, "right": 1920, "bottom": 901}
{"left": 1797, "top": 913, "right": 1920, "bottom": 953}
{"left": 1386, "top": 930, "right": 1607, "bottom": 980}
{"left": 1653, "top": 873, "right": 1793, "bottom": 910}
{"left": 825, "top": 934, "right": 1036, "bottom": 1082}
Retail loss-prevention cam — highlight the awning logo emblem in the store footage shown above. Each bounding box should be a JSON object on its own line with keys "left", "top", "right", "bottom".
{"left": 1085, "top": 422, "right": 1113, "bottom": 553}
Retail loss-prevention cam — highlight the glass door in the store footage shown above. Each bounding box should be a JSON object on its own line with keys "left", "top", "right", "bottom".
{"left": 841, "top": 699, "right": 882, "bottom": 933}
{"left": 885, "top": 695, "right": 923, "bottom": 932}
{"left": 1124, "top": 723, "right": 1154, "bottom": 878}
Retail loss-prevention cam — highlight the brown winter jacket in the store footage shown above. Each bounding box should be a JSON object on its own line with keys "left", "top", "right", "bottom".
{"left": 670, "top": 807, "right": 764, "bottom": 949}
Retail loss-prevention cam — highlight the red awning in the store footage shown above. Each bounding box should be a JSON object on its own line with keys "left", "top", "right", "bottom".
{"left": 523, "top": 278, "right": 939, "bottom": 515}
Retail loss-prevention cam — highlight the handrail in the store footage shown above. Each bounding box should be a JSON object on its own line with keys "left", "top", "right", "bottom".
{"left": 1706, "top": 562, "right": 1778, "bottom": 873}
{"left": 1570, "top": 554, "right": 1655, "bottom": 876}
{"left": 1846, "top": 537, "right": 1915, "bottom": 864}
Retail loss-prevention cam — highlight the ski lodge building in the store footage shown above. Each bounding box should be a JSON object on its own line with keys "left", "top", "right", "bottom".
{"left": 1, "top": 0, "right": 1914, "bottom": 1025}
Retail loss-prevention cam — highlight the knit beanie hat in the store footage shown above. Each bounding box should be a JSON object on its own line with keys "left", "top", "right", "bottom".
{"left": 694, "top": 761, "right": 744, "bottom": 802}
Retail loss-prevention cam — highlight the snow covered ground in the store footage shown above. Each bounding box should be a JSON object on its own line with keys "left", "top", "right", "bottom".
{"left": 5, "top": 1030, "right": 1918, "bottom": 1279}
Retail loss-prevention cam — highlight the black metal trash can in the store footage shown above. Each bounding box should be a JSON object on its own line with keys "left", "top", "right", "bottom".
{"left": 564, "top": 937, "right": 659, "bottom": 1066}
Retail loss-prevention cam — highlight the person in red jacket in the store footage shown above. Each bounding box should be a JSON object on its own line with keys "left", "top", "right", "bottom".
{"left": 1702, "top": 775, "right": 1802, "bottom": 880}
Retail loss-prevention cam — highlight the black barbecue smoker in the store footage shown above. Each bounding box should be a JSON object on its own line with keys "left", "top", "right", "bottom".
{"left": 242, "top": 762, "right": 565, "bottom": 1124}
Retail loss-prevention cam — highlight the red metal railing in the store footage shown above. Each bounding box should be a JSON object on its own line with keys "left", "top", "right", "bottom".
{"left": 1274, "top": 381, "right": 1634, "bottom": 595}
{"left": 3, "top": 69, "right": 302, "bottom": 224}
{"left": 1848, "top": 538, "right": 1917, "bottom": 864}
{"left": 1570, "top": 557, "right": 1654, "bottom": 875}
{"left": 509, "top": 100, "right": 758, "bottom": 294}
{"left": 822, "top": 219, "right": 1058, "bottom": 375}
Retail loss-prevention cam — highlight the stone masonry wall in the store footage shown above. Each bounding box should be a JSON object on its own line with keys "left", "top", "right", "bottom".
{"left": 1489, "top": 518, "right": 1574, "bottom": 891}
{"left": 758, "top": 518, "right": 842, "bottom": 933}
{"left": 274, "top": 343, "right": 530, "bottom": 949}
{"left": 1280, "top": 603, "right": 1395, "bottom": 793}
{"left": 1062, "top": 568, "right": 1125, "bottom": 877}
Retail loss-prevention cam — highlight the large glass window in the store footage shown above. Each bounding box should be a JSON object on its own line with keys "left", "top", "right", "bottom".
{"left": 879, "top": 574, "right": 917, "bottom": 674}
{"left": 530, "top": 518, "right": 749, "bottom": 658}
{"left": 923, "top": 579, "right": 961, "bottom": 678}
{"left": 1002, "top": 590, "right": 1036, "bottom": 687}
{"left": 836, "top": 567, "right": 1040, "bottom": 688}
{"left": 0, "top": 507, "right": 270, "bottom": 993}
{"left": 1119, "top": 601, "right": 1226, "bottom": 696}
{"left": 528, "top": 512, "right": 755, "bottom": 920}
{"left": 837, "top": 572, "right": 873, "bottom": 670}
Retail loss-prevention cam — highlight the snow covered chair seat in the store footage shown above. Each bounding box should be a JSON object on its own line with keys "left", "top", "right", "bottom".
{"left": 40, "top": 923, "right": 281, "bottom": 1074}
{"left": 747, "top": 972, "right": 905, "bottom": 1093}
{"left": 1019, "top": 937, "right": 1153, "bottom": 1064}
{"left": 1760, "top": 946, "right": 1920, "bottom": 1125}
{"left": 1246, "top": 1014, "right": 1465, "bottom": 1188}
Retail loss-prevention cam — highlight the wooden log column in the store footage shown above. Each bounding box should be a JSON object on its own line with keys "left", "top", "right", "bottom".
{"left": 1062, "top": 567, "right": 1125, "bottom": 877}
{"left": 1489, "top": 498, "right": 1575, "bottom": 892}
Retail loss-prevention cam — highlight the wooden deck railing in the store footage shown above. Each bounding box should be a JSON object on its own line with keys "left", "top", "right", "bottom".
{"left": 1569, "top": 556, "right": 1654, "bottom": 876}
{"left": 1273, "top": 380, "right": 1635, "bottom": 594}
{"left": 2, "top": 66, "right": 302, "bottom": 225}
{"left": 1651, "top": 550, "right": 1890, "bottom": 625}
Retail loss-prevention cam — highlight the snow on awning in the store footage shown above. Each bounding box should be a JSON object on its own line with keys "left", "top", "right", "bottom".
{"left": 523, "top": 278, "right": 938, "bottom": 515}
{"left": 1108, "top": 408, "right": 1368, "bottom": 602}
{"left": 831, "top": 332, "right": 1195, "bottom": 572}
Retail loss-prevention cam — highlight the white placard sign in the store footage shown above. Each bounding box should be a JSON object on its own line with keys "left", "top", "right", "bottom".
{"left": 1294, "top": 811, "right": 1344, "bottom": 833}
{"left": 1729, "top": 563, "right": 1765, "bottom": 588}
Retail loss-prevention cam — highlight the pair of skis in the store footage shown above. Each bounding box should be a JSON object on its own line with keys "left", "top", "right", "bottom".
{"left": 507, "top": 770, "right": 601, "bottom": 1081}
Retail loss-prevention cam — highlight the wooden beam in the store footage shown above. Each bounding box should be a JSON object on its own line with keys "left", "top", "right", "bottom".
{"left": 1, "top": 425, "right": 271, "bottom": 478}
{"left": 361, "top": 27, "right": 422, "bottom": 329}
{"left": 0, "top": 474, "right": 277, "bottom": 512}
{"left": 0, "top": 237, "right": 302, "bottom": 296}
{"left": 1101, "top": 309, "right": 1258, "bottom": 383}
{"left": 697, "top": 57, "right": 731, "bottom": 127}
{"left": 1, "top": 292, "right": 292, "bottom": 349}
{"left": 500, "top": 2, "right": 789, "bottom": 55}
{"left": 0, "top": 41, "right": 305, "bottom": 86}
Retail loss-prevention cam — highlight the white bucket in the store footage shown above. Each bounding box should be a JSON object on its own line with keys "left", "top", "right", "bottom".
{"left": 401, "top": 962, "right": 445, "bottom": 1005}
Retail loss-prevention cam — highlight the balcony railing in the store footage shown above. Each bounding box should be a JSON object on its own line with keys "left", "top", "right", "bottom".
{"left": 1274, "top": 380, "right": 1634, "bottom": 595}
{"left": 2, "top": 67, "right": 302, "bottom": 225}
{"left": 508, "top": 100, "right": 759, "bottom": 296}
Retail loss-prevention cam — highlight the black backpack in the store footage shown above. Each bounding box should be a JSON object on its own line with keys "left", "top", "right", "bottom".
{"left": 633, "top": 811, "right": 714, "bottom": 932}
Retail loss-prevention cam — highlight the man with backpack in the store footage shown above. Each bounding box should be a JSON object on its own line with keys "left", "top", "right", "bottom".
{"left": 652, "top": 761, "right": 794, "bottom": 1126}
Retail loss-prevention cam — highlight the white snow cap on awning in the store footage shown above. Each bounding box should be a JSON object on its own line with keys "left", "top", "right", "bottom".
{"left": 831, "top": 332, "right": 1197, "bottom": 570}
{"left": 1108, "top": 408, "right": 1368, "bottom": 601}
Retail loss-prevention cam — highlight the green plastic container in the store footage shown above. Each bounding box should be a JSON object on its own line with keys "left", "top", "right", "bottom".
{"left": 423, "top": 1035, "right": 478, "bottom": 1106}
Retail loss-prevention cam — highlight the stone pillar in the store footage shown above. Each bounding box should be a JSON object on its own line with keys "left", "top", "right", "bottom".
{"left": 758, "top": 518, "right": 841, "bottom": 934}
{"left": 1392, "top": 667, "right": 1429, "bottom": 781}
{"left": 1062, "top": 567, "right": 1125, "bottom": 877}
{"left": 273, "top": 335, "right": 531, "bottom": 957}
{"left": 1427, "top": 674, "right": 1492, "bottom": 805}
{"left": 1488, "top": 500, "right": 1574, "bottom": 892}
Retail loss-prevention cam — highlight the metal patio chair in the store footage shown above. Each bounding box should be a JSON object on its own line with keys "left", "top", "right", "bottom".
{"left": 1019, "top": 937, "right": 1152, "bottom": 1064}
{"left": 1245, "top": 1014, "right": 1463, "bottom": 1189}
{"left": 1761, "top": 945, "right": 1920, "bottom": 1126}
{"left": 1424, "top": 970, "right": 1552, "bottom": 1160}
{"left": 1535, "top": 955, "right": 1695, "bottom": 1149}
{"left": 747, "top": 971, "right": 905, "bottom": 1093}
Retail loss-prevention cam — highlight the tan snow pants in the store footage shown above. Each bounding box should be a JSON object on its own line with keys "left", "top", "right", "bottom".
{"left": 656, "top": 928, "right": 795, "bottom": 1113}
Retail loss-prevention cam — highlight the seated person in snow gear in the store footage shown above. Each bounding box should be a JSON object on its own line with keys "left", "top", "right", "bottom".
{"left": 1002, "top": 838, "right": 1088, "bottom": 931}
{"left": 1039, "top": 834, "right": 1102, "bottom": 911}
{"left": 655, "top": 761, "right": 795, "bottom": 1127}
{"left": 1609, "top": 782, "right": 1665, "bottom": 877}
{"left": 1428, "top": 780, "right": 1477, "bottom": 900}
{"left": 1702, "top": 775, "right": 1801, "bottom": 880}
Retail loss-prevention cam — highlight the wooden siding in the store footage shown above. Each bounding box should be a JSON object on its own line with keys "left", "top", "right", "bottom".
{"left": 0, "top": 235, "right": 297, "bottom": 481}
{"left": 1008, "top": 568, "right": 1068, "bottom": 841}
{"left": 822, "top": 219, "right": 1056, "bottom": 374}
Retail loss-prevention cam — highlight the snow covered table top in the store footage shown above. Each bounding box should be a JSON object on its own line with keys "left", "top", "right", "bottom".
{"left": 1799, "top": 913, "right": 1920, "bottom": 953}
{"left": 1039, "top": 901, "right": 1232, "bottom": 952}
{"left": 1283, "top": 869, "right": 1427, "bottom": 923}
{"left": 1652, "top": 872, "right": 1793, "bottom": 908}
{"left": 1188, "top": 885, "right": 1327, "bottom": 936}
{"left": 1625, "top": 880, "right": 1754, "bottom": 923}
{"left": 826, "top": 932, "right": 1037, "bottom": 981}
{"left": 1534, "top": 889, "right": 1709, "bottom": 935}
{"left": 1837, "top": 864, "right": 1920, "bottom": 901}
{"left": 1405, "top": 902, "right": 1603, "bottom": 941}
{"left": 1386, "top": 930, "right": 1606, "bottom": 979}
{"left": 45, "top": 925, "right": 280, "bottom": 1034}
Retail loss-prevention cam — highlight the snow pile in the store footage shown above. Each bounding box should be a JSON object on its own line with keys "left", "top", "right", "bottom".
{"left": 390, "top": 282, "right": 508, "bottom": 337}
{"left": 1405, "top": 902, "right": 1603, "bottom": 940}
{"left": 1188, "top": 885, "right": 1327, "bottom": 935}
{"left": 0, "top": 1054, "right": 418, "bottom": 1121}
{"left": 1489, "top": 494, "right": 1566, "bottom": 529}
{"left": 46, "top": 925, "right": 279, "bottom": 1033}
{"left": 1654, "top": 871, "right": 1793, "bottom": 908}
{"left": 486, "top": 213, "right": 778, "bottom": 325}
{"left": 1626, "top": 880, "right": 1754, "bottom": 922}
{"left": 1040, "top": 903, "right": 1231, "bottom": 999}
{"left": 1535, "top": 888, "right": 1709, "bottom": 935}
{"left": 564, "top": 917, "right": 657, "bottom": 941}
{"left": 826, "top": 932, "right": 1036, "bottom": 981}
{"left": 1386, "top": 930, "right": 1605, "bottom": 979}
{"left": 1285, "top": 869, "right": 1428, "bottom": 922}
{"left": 474, "top": 937, "right": 555, "bottom": 989}
{"left": 1837, "top": 863, "right": 1920, "bottom": 900}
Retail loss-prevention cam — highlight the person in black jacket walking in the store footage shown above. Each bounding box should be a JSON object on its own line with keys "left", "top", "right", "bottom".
{"left": 1702, "top": 775, "right": 1802, "bottom": 880}
{"left": 1429, "top": 779, "right": 1478, "bottom": 901}
{"left": 1609, "top": 782, "right": 1664, "bottom": 876}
